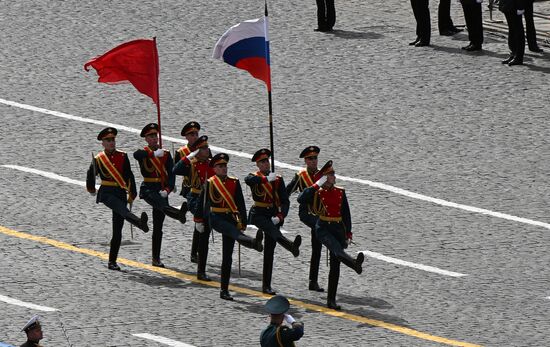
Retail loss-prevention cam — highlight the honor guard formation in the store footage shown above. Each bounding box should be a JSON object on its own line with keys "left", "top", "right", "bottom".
{"left": 87, "top": 122, "right": 364, "bottom": 310}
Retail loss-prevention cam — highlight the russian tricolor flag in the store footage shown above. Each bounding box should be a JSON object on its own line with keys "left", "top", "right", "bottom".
{"left": 213, "top": 16, "right": 271, "bottom": 91}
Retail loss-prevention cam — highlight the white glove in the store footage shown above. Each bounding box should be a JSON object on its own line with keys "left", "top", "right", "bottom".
{"left": 195, "top": 222, "right": 205, "bottom": 233}
{"left": 154, "top": 148, "right": 165, "bottom": 157}
{"left": 271, "top": 216, "right": 280, "bottom": 225}
{"left": 476, "top": 0, "right": 482, "bottom": 3}
{"left": 267, "top": 172, "right": 277, "bottom": 182}
{"left": 315, "top": 175, "right": 327, "bottom": 186}
{"left": 517, "top": 9, "right": 525, "bottom": 15}
{"left": 89, "top": 191, "right": 96, "bottom": 196}
{"left": 187, "top": 149, "right": 200, "bottom": 160}
{"left": 159, "top": 190, "right": 168, "bottom": 198}
{"left": 284, "top": 314, "right": 295, "bottom": 325}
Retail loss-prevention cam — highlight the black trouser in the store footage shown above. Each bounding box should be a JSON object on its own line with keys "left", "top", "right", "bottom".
{"left": 151, "top": 208, "right": 166, "bottom": 260}
{"left": 220, "top": 234, "right": 235, "bottom": 291}
{"left": 197, "top": 223, "right": 211, "bottom": 275}
{"left": 316, "top": 0, "right": 336, "bottom": 30}
{"left": 461, "top": 1, "right": 483, "bottom": 46}
{"left": 411, "top": 0, "right": 431, "bottom": 43}
{"left": 524, "top": 0, "right": 538, "bottom": 49}
{"left": 327, "top": 252, "right": 340, "bottom": 303}
{"left": 504, "top": 10, "right": 525, "bottom": 61}
{"left": 300, "top": 212, "right": 322, "bottom": 284}
{"left": 438, "top": 0, "right": 455, "bottom": 33}
{"left": 99, "top": 189, "right": 129, "bottom": 263}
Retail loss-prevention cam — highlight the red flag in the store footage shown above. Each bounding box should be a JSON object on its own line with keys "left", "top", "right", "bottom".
{"left": 84, "top": 39, "right": 159, "bottom": 105}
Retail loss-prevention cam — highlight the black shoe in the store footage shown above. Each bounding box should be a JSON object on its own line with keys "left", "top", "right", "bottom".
{"left": 140, "top": 212, "right": 149, "bottom": 233}
{"left": 409, "top": 37, "right": 420, "bottom": 46}
{"left": 220, "top": 290, "right": 234, "bottom": 301}
{"left": 415, "top": 41, "right": 430, "bottom": 47}
{"left": 355, "top": 252, "right": 365, "bottom": 275}
{"left": 465, "top": 44, "right": 482, "bottom": 52}
{"left": 314, "top": 27, "right": 329, "bottom": 32}
{"left": 508, "top": 58, "right": 524, "bottom": 66}
{"left": 529, "top": 46, "right": 543, "bottom": 53}
{"left": 254, "top": 230, "right": 264, "bottom": 252}
{"left": 262, "top": 287, "right": 276, "bottom": 295}
{"left": 461, "top": 44, "right": 472, "bottom": 50}
{"left": 197, "top": 273, "right": 211, "bottom": 281}
{"left": 152, "top": 259, "right": 165, "bottom": 268}
{"left": 291, "top": 235, "right": 301, "bottom": 257}
{"left": 327, "top": 299, "right": 341, "bottom": 310}
{"left": 108, "top": 261, "right": 121, "bottom": 271}
{"left": 450, "top": 27, "right": 463, "bottom": 34}
{"left": 501, "top": 56, "right": 514, "bottom": 64}
{"left": 440, "top": 30, "right": 456, "bottom": 36}
{"left": 309, "top": 281, "right": 325, "bottom": 292}
{"left": 190, "top": 254, "right": 198, "bottom": 263}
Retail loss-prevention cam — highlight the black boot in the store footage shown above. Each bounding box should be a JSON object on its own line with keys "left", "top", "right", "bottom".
{"left": 162, "top": 205, "right": 186, "bottom": 224}
{"left": 309, "top": 281, "right": 324, "bottom": 292}
{"left": 179, "top": 200, "right": 188, "bottom": 223}
{"left": 220, "top": 289, "right": 233, "bottom": 301}
{"left": 278, "top": 235, "right": 301, "bottom": 257}
{"left": 125, "top": 212, "right": 149, "bottom": 233}
{"left": 327, "top": 267, "right": 340, "bottom": 310}
{"left": 108, "top": 261, "right": 121, "bottom": 271}
{"left": 237, "top": 230, "right": 263, "bottom": 252}
{"left": 339, "top": 252, "right": 364, "bottom": 274}
{"left": 190, "top": 228, "right": 199, "bottom": 263}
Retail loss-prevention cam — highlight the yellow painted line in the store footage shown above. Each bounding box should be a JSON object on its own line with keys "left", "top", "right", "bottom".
{"left": 0, "top": 225, "right": 481, "bottom": 347}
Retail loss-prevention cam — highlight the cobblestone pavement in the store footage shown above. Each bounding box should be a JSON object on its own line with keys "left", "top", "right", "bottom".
{"left": 2, "top": 1, "right": 550, "bottom": 346}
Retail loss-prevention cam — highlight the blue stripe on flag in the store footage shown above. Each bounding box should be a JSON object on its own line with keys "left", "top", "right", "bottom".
{"left": 222, "top": 37, "right": 270, "bottom": 67}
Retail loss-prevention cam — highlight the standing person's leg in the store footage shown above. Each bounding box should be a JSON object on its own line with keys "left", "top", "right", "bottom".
{"left": 509, "top": 11, "right": 525, "bottom": 64}
{"left": 315, "top": 0, "right": 328, "bottom": 31}
{"left": 262, "top": 233, "right": 277, "bottom": 294}
{"left": 190, "top": 229, "right": 199, "bottom": 263}
{"left": 410, "top": 0, "right": 422, "bottom": 44}
{"left": 220, "top": 234, "right": 235, "bottom": 300}
{"left": 471, "top": 2, "right": 484, "bottom": 47}
{"left": 326, "top": 252, "right": 341, "bottom": 310}
{"left": 326, "top": 0, "right": 336, "bottom": 31}
{"left": 461, "top": 1, "right": 475, "bottom": 47}
{"left": 309, "top": 227, "right": 324, "bottom": 291}
{"left": 108, "top": 211, "right": 124, "bottom": 270}
{"left": 196, "top": 223, "right": 211, "bottom": 281}
{"left": 524, "top": 1, "right": 541, "bottom": 51}
{"left": 438, "top": 0, "right": 452, "bottom": 34}
{"left": 411, "top": 0, "right": 431, "bottom": 45}
{"left": 502, "top": 11, "right": 516, "bottom": 63}
{"left": 152, "top": 208, "right": 166, "bottom": 266}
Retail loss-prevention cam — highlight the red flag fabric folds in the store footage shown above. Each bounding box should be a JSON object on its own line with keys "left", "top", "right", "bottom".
{"left": 84, "top": 39, "right": 159, "bottom": 105}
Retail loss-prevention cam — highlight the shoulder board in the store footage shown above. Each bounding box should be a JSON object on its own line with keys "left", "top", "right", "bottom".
{"left": 116, "top": 150, "right": 127, "bottom": 154}
{"left": 228, "top": 176, "right": 239, "bottom": 181}
{"left": 334, "top": 185, "right": 345, "bottom": 191}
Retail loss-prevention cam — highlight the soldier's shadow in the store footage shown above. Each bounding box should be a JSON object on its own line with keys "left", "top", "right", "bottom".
{"left": 326, "top": 29, "right": 383, "bottom": 40}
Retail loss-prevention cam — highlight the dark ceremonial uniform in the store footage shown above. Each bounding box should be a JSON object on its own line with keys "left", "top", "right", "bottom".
{"left": 297, "top": 166, "right": 364, "bottom": 310}
{"left": 261, "top": 295, "right": 304, "bottom": 347}
{"left": 438, "top": 0, "right": 461, "bottom": 35}
{"left": 315, "top": 0, "right": 335, "bottom": 32}
{"left": 20, "top": 341, "right": 41, "bottom": 347}
{"left": 500, "top": 0, "right": 526, "bottom": 65}
{"left": 196, "top": 153, "right": 263, "bottom": 300}
{"left": 525, "top": 0, "right": 542, "bottom": 52}
{"left": 21, "top": 315, "right": 43, "bottom": 347}
{"left": 87, "top": 127, "right": 148, "bottom": 271}
{"left": 460, "top": 0, "right": 483, "bottom": 50}
{"left": 173, "top": 136, "right": 214, "bottom": 280}
{"left": 286, "top": 146, "right": 324, "bottom": 292}
{"left": 134, "top": 123, "right": 185, "bottom": 267}
{"left": 260, "top": 323, "right": 304, "bottom": 347}
{"left": 174, "top": 121, "right": 201, "bottom": 262}
{"left": 245, "top": 149, "right": 298, "bottom": 295}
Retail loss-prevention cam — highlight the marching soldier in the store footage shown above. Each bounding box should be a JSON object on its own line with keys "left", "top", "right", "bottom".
{"left": 260, "top": 295, "right": 304, "bottom": 347}
{"left": 286, "top": 146, "right": 324, "bottom": 292}
{"left": 174, "top": 121, "right": 200, "bottom": 263}
{"left": 173, "top": 135, "right": 215, "bottom": 281}
{"left": 87, "top": 127, "right": 149, "bottom": 271}
{"left": 196, "top": 153, "right": 263, "bottom": 301}
{"left": 297, "top": 161, "right": 364, "bottom": 310}
{"left": 245, "top": 148, "right": 300, "bottom": 295}
{"left": 134, "top": 123, "right": 186, "bottom": 268}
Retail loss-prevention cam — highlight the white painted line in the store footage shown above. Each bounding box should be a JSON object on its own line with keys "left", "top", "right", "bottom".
{"left": 2, "top": 164, "right": 463, "bottom": 276}
{"left": 362, "top": 251, "right": 467, "bottom": 277}
{"left": 1, "top": 98, "right": 548, "bottom": 232}
{"left": 132, "top": 333, "right": 195, "bottom": 347}
{"left": 0, "top": 294, "right": 58, "bottom": 312}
